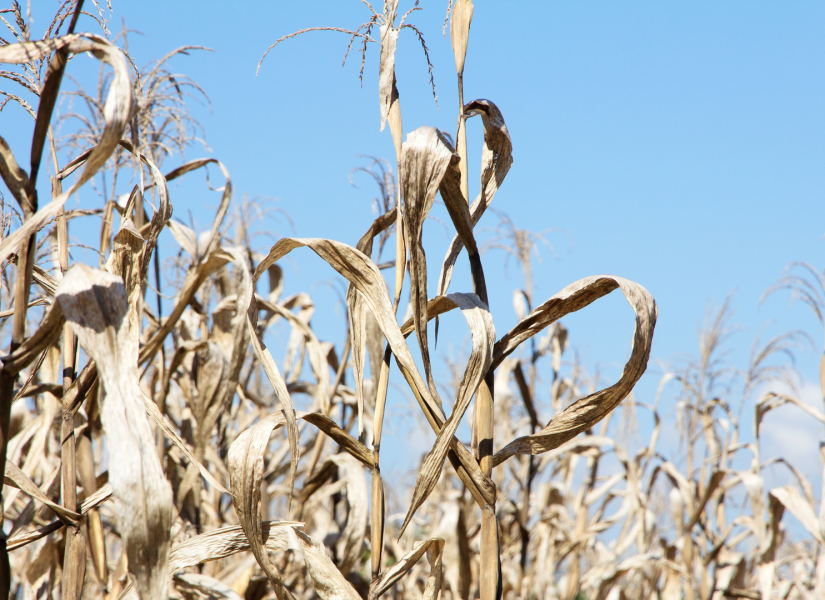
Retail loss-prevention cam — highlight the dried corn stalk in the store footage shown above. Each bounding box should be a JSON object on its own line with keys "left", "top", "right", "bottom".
{"left": 0, "top": 3, "right": 818, "bottom": 600}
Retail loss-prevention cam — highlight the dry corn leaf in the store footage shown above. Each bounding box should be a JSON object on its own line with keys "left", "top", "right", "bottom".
{"left": 1, "top": 301, "right": 64, "bottom": 373}
{"left": 0, "top": 134, "right": 29, "bottom": 209}
{"left": 117, "top": 521, "right": 301, "bottom": 600}
{"left": 162, "top": 158, "right": 232, "bottom": 259}
{"left": 435, "top": 497, "right": 470, "bottom": 600}
{"left": 449, "top": 0, "right": 473, "bottom": 77}
{"left": 168, "top": 521, "right": 299, "bottom": 573}
{"left": 347, "top": 208, "right": 396, "bottom": 437}
{"left": 174, "top": 573, "right": 243, "bottom": 600}
{"left": 291, "top": 528, "right": 360, "bottom": 600}
{"left": 140, "top": 248, "right": 233, "bottom": 364}
{"left": 492, "top": 275, "right": 656, "bottom": 466}
{"left": 139, "top": 387, "right": 229, "bottom": 494}
{"left": 55, "top": 265, "right": 172, "bottom": 600}
{"left": 370, "top": 467, "right": 386, "bottom": 582}
{"left": 740, "top": 471, "right": 767, "bottom": 548}
{"left": 31, "top": 263, "right": 59, "bottom": 296}
{"left": 757, "top": 392, "right": 825, "bottom": 429}
{"left": 254, "top": 237, "right": 494, "bottom": 505}
{"left": 167, "top": 220, "right": 199, "bottom": 258}
{"left": 378, "top": 0, "right": 400, "bottom": 133}
{"left": 757, "top": 493, "right": 785, "bottom": 600}
{"left": 228, "top": 408, "right": 372, "bottom": 596}
{"left": 245, "top": 294, "right": 300, "bottom": 511}
{"left": 208, "top": 247, "right": 255, "bottom": 452}
{"left": 301, "top": 413, "right": 373, "bottom": 467}
{"left": 105, "top": 218, "right": 144, "bottom": 357}
{"left": 373, "top": 537, "right": 445, "bottom": 598}
{"left": 267, "top": 297, "right": 329, "bottom": 412}
{"left": 770, "top": 486, "right": 824, "bottom": 545}
{"left": 400, "top": 292, "right": 494, "bottom": 535}
{"left": 160, "top": 340, "right": 208, "bottom": 410}
{"left": 227, "top": 413, "right": 291, "bottom": 597}
{"left": 4, "top": 461, "right": 79, "bottom": 526}
{"left": 328, "top": 454, "right": 368, "bottom": 575}
{"left": 0, "top": 34, "right": 134, "bottom": 265}
{"left": 402, "top": 126, "right": 461, "bottom": 405}
{"left": 115, "top": 142, "right": 172, "bottom": 286}
{"left": 7, "top": 483, "right": 112, "bottom": 551}
{"left": 436, "top": 100, "right": 513, "bottom": 301}
{"left": 254, "top": 237, "right": 426, "bottom": 418}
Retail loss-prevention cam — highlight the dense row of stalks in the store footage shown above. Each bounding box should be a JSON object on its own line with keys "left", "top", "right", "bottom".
{"left": 0, "top": 1, "right": 821, "bottom": 599}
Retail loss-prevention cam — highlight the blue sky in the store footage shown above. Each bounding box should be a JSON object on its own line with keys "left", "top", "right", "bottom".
{"left": 5, "top": 1, "right": 825, "bottom": 491}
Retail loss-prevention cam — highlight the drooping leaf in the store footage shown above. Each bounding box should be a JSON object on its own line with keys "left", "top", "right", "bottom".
{"left": 401, "top": 126, "right": 461, "bottom": 404}
{"left": 0, "top": 34, "right": 134, "bottom": 266}
{"left": 254, "top": 237, "right": 494, "bottom": 506}
{"left": 492, "top": 275, "right": 657, "bottom": 466}
{"left": 436, "top": 100, "right": 513, "bottom": 300}
{"left": 400, "top": 292, "right": 494, "bottom": 535}
{"left": 227, "top": 409, "right": 373, "bottom": 597}
{"left": 347, "top": 208, "right": 396, "bottom": 437}
{"left": 56, "top": 266, "right": 172, "bottom": 600}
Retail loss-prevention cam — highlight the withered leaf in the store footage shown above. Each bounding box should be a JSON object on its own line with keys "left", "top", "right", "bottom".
{"left": 0, "top": 34, "right": 134, "bottom": 266}
{"left": 56, "top": 266, "right": 172, "bottom": 600}
{"left": 400, "top": 293, "right": 494, "bottom": 536}
{"left": 492, "top": 275, "right": 657, "bottom": 467}
{"left": 373, "top": 537, "right": 445, "bottom": 598}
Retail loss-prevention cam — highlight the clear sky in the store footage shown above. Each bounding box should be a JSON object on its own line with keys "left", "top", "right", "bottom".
{"left": 4, "top": 1, "right": 825, "bottom": 490}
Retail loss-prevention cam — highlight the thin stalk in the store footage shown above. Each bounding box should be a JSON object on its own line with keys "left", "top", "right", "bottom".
{"left": 368, "top": 345, "right": 392, "bottom": 600}
{"left": 469, "top": 232, "right": 499, "bottom": 600}
{"left": 154, "top": 242, "right": 166, "bottom": 465}
{"left": 518, "top": 294, "right": 537, "bottom": 593}
{"left": 371, "top": 82, "right": 404, "bottom": 597}
{"left": 456, "top": 73, "right": 469, "bottom": 205}
{"left": 57, "top": 171, "right": 86, "bottom": 599}
{"left": 0, "top": 230, "right": 35, "bottom": 593}
{"left": 454, "top": 27, "right": 501, "bottom": 597}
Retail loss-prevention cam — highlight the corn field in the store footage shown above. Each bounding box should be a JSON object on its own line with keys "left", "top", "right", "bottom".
{"left": 0, "top": 1, "right": 822, "bottom": 599}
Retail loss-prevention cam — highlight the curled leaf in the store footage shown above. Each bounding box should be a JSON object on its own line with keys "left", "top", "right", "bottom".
{"left": 0, "top": 34, "right": 134, "bottom": 266}
{"left": 254, "top": 237, "right": 495, "bottom": 506}
{"left": 436, "top": 100, "right": 513, "bottom": 300}
{"left": 227, "top": 411, "right": 291, "bottom": 597}
{"left": 227, "top": 409, "right": 372, "bottom": 596}
{"left": 492, "top": 275, "right": 657, "bottom": 467}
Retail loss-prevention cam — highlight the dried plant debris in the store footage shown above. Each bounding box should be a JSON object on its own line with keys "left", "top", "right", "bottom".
{"left": 0, "top": 3, "right": 818, "bottom": 600}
